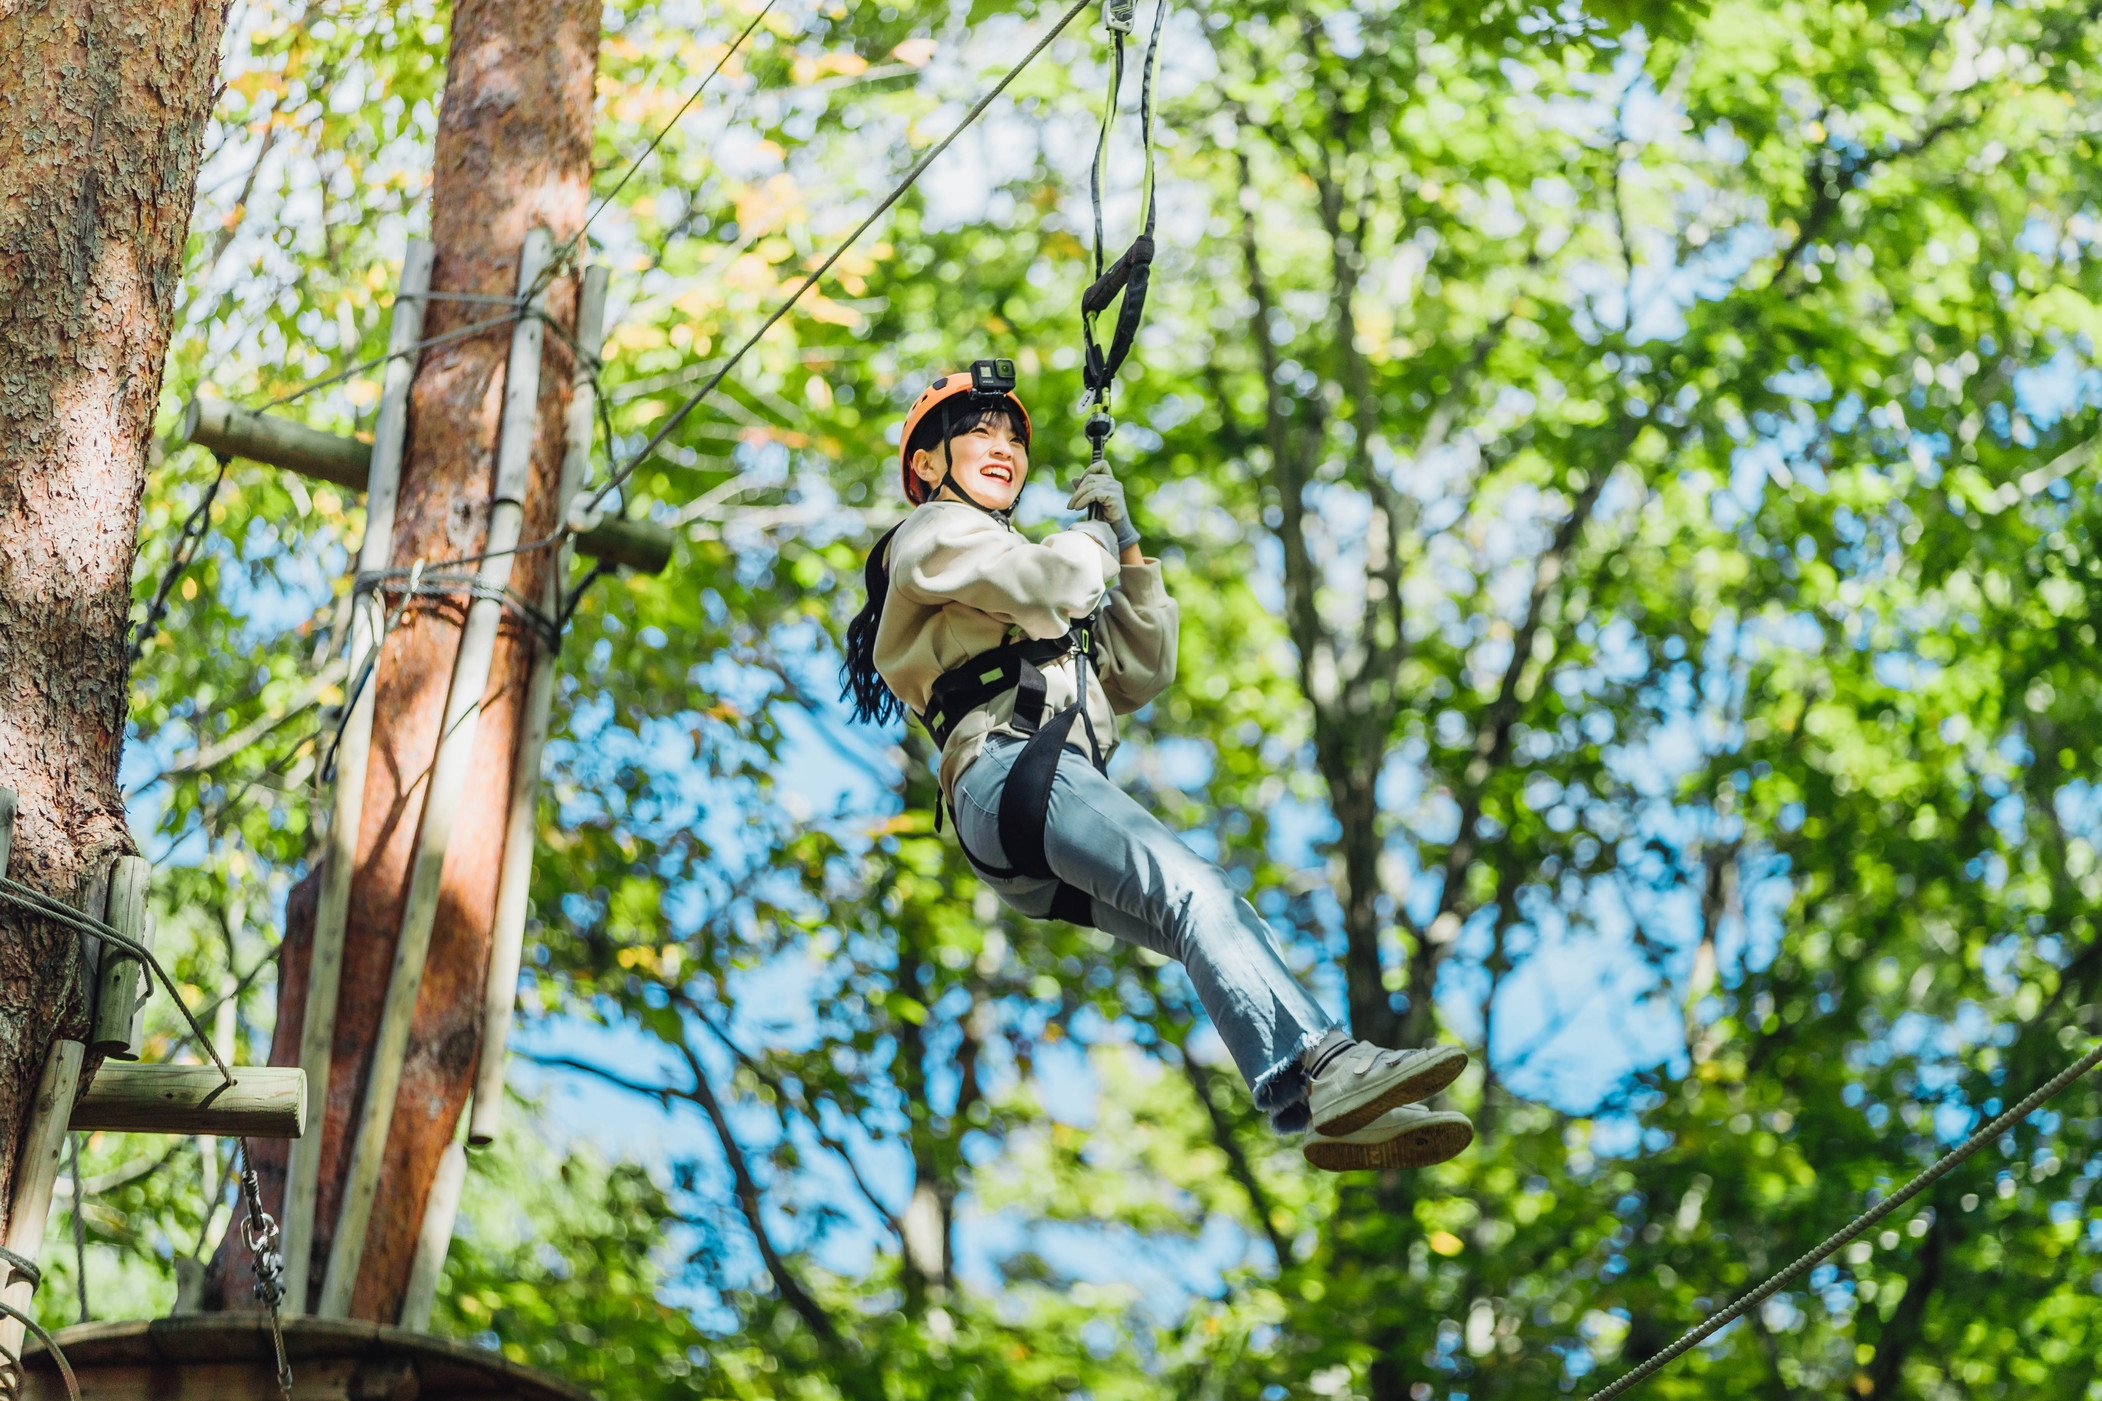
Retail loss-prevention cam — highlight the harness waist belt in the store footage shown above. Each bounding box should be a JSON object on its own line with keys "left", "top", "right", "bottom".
{"left": 920, "top": 618, "right": 1104, "bottom": 930}
{"left": 920, "top": 621, "right": 1096, "bottom": 751}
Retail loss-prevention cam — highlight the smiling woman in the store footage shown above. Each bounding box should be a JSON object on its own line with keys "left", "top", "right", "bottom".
{"left": 839, "top": 361, "right": 1476, "bottom": 1173}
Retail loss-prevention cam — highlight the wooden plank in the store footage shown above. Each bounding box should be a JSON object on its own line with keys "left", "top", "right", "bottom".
{"left": 566, "top": 513, "right": 673, "bottom": 574}
{"left": 283, "top": 237, "right": 433, "bottom": 1315}
{"left": 68, "top": 1064, "right": 305, "bottom": 1139}
{"left": 319, "top": 230, "right": 552, "bottom": 1319}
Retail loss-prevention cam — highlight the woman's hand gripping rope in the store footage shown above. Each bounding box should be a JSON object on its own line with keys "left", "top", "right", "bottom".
{"left": 1067, "top": 461, "right": 1140, "bottom": 551}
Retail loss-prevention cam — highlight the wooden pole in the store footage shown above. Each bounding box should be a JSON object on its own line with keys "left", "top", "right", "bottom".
{"left": 180, "top": 398, "right": 367, "bottom": 490}
{"left": 318, "top": 228, "right": 554, "bottom": 1318}
{"left": 0, "top": 793, "right": 83, "bottom": 1369}
{"left": 467, "top": 263, "right": 608, "bottom": 1148}
{"left": 0, "top": 1041, "right": 83, "bottom": 1365}
{"left": 281, "top": 240, "right": 432, "bottom": 1314}
{"left": 86, "top": 855, "right": 150, "bottom": 1058}
{"left": 178, "top": 397, "right": 674, "bottom": 574}
{"left": 395, "top": 1140, "right": 466, "bottom": 1331}
{"left": 68, "top": 1064, "right": 305, "bottom": 1138}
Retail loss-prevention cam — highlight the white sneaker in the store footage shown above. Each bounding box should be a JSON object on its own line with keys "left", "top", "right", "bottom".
{"left": 1307, "top": 1041, "right": 1469, "bottom": 1136}
{"left": 1303, "top": 1104, "right": 1476, "bottom": 1173}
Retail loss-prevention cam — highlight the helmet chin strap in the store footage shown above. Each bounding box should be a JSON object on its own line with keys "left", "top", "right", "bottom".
{"left": 927, "top": 405, "right": 1014, "bottom": 523}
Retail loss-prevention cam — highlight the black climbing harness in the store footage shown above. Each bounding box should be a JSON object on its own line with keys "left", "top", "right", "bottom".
{"left": 936, "top": 618, "right": 1107, "bottom": 930}
{"left": 864, "top": 523, "right": 1107, "bottom": 928}
{"left": 1076, "top": 0, "right": 1168, "bottom": 476}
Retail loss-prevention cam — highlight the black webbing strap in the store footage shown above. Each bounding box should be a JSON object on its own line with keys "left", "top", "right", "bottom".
{"left": 952, "top": 711, "right": 1098, "bottom": 929}
{"left": 994, "top": 705, "right": 1084, "bottom": 880}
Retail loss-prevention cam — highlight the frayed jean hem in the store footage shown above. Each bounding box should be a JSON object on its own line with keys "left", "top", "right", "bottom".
{"left": 1252, "top": 1025, "right": 1328, "bottom": 1134}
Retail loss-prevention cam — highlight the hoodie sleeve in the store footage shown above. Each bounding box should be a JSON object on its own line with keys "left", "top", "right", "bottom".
{"left": 889, "top": 506, "right": 1120, "bottom": 640}
{"left": 1095, "top": 558, "right": 1179, "bottom": 714}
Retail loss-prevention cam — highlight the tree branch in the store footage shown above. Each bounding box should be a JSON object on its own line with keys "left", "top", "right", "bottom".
{"left": 1181, "top": 1053, "right": 1292, "bottom": 1266}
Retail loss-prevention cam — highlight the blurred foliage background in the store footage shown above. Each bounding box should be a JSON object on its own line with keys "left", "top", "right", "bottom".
{"left": 50, "top": 0, "right": 2102, "bottom": 1396}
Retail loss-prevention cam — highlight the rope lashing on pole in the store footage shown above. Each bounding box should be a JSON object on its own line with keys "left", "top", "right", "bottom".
{"left": 1589, "top": 1035, "right": 2102, "bottom": 1400}
{"left": 576, "top": 0, "right": 1098, "bottom": 521}
{"left": 0, "top": 879, "right": 233, "bottom": 1086}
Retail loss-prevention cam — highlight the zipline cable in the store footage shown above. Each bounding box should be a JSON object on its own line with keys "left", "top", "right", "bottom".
{"left": 1589, "top": 1036, "right": 2102, "bottom": 1400}
{"left": 577, "top": 0, "right": 1098, "bottom": 518}
{"left": 569, "top": 0, "right": 777, "bottom": 262}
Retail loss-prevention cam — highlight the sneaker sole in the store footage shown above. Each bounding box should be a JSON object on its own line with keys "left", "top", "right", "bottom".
{"left": 1310, "top": 1044, "right": 1470, "bottom": 1137}
{"left": 1303, "top": 1117, "right": 1475, "bottom": 1173}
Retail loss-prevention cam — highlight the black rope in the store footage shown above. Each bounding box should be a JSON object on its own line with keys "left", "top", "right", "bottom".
{"left": 570, "top": 0, "right": 777, "bottom": 261}
{"left": 577, "top": 0, "right": 1096, "bottom": 521}
{"left": 131, "top": 453, "right": 232, "bottom": 665}
{"left": 1590, "top": 1037, "right": 2102, "bottom": 1399}
{"left": 0, "top": 878, "right": 232, "bottom": 1085}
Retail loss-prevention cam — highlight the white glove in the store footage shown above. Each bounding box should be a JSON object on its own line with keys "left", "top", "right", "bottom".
{"left": 1067, "top": 466, "right": 1140, "bottom": 550}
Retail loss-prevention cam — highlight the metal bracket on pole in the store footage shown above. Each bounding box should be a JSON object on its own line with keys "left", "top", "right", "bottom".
{"left": 318, "top": 228, "right": 553, "bottom": 1319}
{"left": 280, "top": 239, "right": 433, "bottom": 1315}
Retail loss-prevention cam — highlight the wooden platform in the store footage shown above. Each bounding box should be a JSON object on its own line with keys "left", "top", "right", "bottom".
{"left": 20, "top": 1313, "right": 595, "bottom": 1401}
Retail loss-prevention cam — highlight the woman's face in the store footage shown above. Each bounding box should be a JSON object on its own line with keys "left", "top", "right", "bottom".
{"left": 912, "top": 413, "right": 1029, "bottom": 511}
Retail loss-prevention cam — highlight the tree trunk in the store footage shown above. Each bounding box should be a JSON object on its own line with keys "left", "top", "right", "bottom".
{"left": 0, "top": 0, "right": 228, "bottom": 1236}
{"left": 211, "top": 0, "right": 599, "bottom": 1321}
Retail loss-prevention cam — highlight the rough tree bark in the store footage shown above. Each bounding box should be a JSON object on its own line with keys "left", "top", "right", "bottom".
{"left": 0, "top": 0, "right": 228, "bottom": 1234}
{"left": 209, "top": 0, "right": 599, "bottom": 1320}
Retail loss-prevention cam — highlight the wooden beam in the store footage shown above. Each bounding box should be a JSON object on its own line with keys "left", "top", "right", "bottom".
{"left": 560, "top": 512, "right": 672, "bottom": 574}
{"left": 178, "top": 395, "right": 675, "bottom": 574}
{"left": 69, "top": 1064, "right": 306, "bottom": 1139}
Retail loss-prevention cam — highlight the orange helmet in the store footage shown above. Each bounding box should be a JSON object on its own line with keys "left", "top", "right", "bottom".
{"left": 897, "top": 364, "right": 1032, "bottom": 504}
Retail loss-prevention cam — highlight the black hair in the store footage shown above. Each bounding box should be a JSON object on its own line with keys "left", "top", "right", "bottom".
{"left": 841, "top": 522, "right": 904, "bottom": 726}
{"left": 841, "top": 397, "right": 1030, "bottom": 725}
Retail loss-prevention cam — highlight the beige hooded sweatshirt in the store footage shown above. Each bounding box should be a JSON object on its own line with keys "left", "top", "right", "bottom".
{"left": 873, "top": 499, "right": 1180, "bottom": 803}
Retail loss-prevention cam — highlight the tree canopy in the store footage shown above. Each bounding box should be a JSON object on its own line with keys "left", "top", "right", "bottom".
{"left": 60, "top": 0, "right": 2102, "bottom": 1397}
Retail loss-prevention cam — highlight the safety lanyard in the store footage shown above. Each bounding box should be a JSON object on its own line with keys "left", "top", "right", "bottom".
{"left": 1078, "top": 0, "right": 1169, "bottom": 473}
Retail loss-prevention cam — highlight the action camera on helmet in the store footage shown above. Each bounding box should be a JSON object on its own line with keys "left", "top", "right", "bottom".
{"left": 970, "top": 359, "right": 1017, "bottom": 395}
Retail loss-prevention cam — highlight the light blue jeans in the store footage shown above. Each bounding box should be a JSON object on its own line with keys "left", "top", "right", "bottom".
{"left": 954, "top": 735, "right": 1337, "bottom": 1128}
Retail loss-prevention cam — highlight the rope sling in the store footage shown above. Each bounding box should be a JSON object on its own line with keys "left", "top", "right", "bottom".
{"left": 1077, "top": 0, "right": 1168, "bottom": 473}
